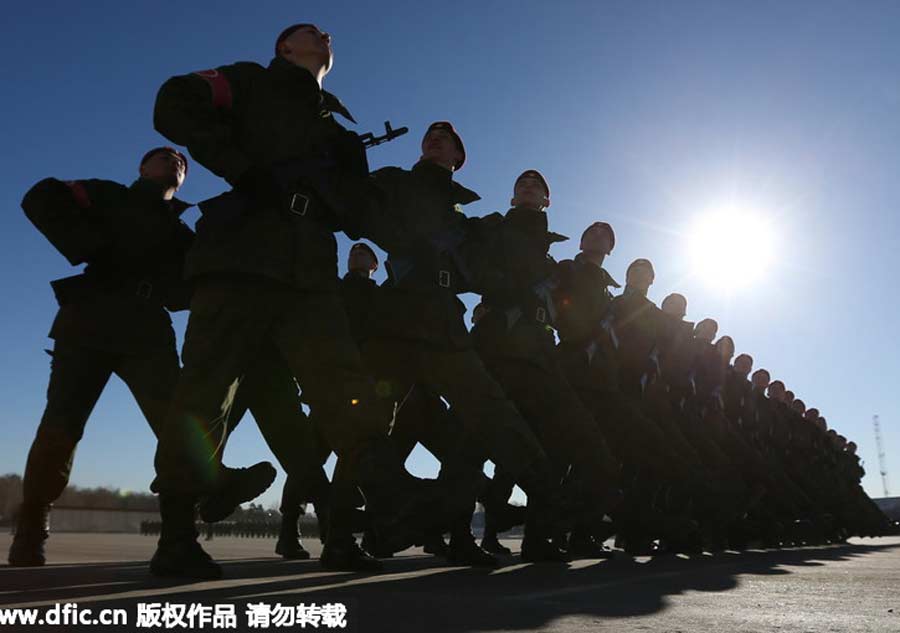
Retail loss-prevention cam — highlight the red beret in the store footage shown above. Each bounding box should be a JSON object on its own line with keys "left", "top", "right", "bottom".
{"left": 350, "top": 241, "right": 378, "bottom": 264}
{"left": 515, "top": 169, "right": 550, "bottom": 197}
{"left": 140, "top": 147, "right": 188, "bottom": 174}
{"left": 423, "top": 121, "right": 466, "bottom": 170}
{"left": 581, "top": 222, "right": 616, "bottom": 252}
{"left": 626, "top": 258, "right": 655, "bottom": 282}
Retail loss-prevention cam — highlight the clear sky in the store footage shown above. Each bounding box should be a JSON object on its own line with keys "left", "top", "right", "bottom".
{"left": 1, "top": 1, "right": 899, "bottom": 509}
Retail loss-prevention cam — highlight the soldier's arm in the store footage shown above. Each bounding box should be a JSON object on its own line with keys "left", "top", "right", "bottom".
{"left": 21, "top": 178, "right": 120, "bottom": 265}
{"left": 153, "top": 63, "right": 258, "bottom": 185}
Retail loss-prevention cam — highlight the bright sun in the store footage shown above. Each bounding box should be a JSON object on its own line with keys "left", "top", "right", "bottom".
{"left": 687, "top": 207, "right": 775, "bottom": 288}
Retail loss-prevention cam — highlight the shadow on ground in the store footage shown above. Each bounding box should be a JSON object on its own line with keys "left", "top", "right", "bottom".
{"left": 2, "top": 540, "right": 898, "bottom": 632}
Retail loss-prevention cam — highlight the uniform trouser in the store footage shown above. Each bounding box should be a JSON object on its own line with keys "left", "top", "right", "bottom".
{"left": 358, "top": 338, "right": 549, "bottom": 499}
{"left": 390, "top": 384, "right": 461, "bottom": 465}
{"left": 224, "top": 343, "right": 330, "bottom": 518}
{"left": 478, "top": 353, "right": 620, "bottom": 512}
{"left": 22, "top": 340, "right": 179, "bottom": 506}
{"left": 153, "top": 279, "right": 387, "bottom": 497}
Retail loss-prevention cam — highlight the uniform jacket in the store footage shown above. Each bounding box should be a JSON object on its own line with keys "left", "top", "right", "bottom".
{"left": 365, "top": 161, "right": 480, "bottom": 349}
{"left": 154, "top": 56, "right": 365, "bottom": 288}
{"left": 22, "top": 177, "right": 193, "bottom": 353}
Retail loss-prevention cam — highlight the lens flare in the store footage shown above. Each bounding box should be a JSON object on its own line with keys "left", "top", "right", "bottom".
{"left": 688, "top": 207, "right": 775, "bottom": 289}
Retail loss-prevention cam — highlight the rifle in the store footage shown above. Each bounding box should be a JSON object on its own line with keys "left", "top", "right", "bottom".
{"left": 358, "top": 121, "right": 408, "bottom": 149}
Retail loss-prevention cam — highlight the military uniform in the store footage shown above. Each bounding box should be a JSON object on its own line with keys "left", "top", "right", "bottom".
{"left": 10, "top": 176, "right": 192, "bottom": 566}
{"left": 471, "top": 206, "right": 622, "bottom": 536}
{"left": 152, "top": 55, "right": 427, "bottom": 572}
{"left": 360, "top": 160, "right": 562, "bottom": 557}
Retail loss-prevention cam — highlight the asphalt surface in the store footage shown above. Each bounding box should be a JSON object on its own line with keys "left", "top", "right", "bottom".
{"left": 1, "top": 534, "right": 899, "bottom": 632}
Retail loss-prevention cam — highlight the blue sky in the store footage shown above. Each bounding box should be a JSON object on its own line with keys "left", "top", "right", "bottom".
{"left": 2, "top": 1, "right": 899, "bottom": 508}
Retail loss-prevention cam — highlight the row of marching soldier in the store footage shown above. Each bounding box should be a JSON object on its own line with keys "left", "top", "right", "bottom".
{"left": 9, "top": 22, "right": 889, "bottom": 577}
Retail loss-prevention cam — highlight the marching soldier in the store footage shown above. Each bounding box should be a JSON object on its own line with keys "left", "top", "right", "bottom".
{"left": 151, "top": 23, "right": 430, "bottom": 577}
{"left": 11, "top": 147, "right": 193, "bottom": 567}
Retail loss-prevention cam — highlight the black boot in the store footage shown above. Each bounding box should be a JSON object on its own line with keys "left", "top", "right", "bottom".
{"left": 198, "top": 462, "right": 277, "bottom": 523}
{"left": 423, "top": 531, "right": 449, "bottom": 556}
{"left": 356, "top": 439, "right": 435, "bottom": 553}
{"left": 275, "top": 513, "right": 310, "bottom": 560}
{"left": 150, "top": 495, "right": 221, "bottom": 579}
{"left": 447, "top": 530, "right": 498, "bottom": 567}
{"left": 320, "top": 536, "right": 383, "bottom": 572}
{"left": 568, "top": 530, "right": 615, "bottom": 559}
{"left": 8, "top": 503, "right": 50, "bottom": 567}
{"left": 481, "top": 533, "right": 512, "bottom": 555}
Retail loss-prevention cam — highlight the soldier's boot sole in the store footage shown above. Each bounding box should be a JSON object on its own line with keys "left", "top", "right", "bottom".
{"left": 149, "top": 541, "right": 222, "bottom": 580}
{"left": 198, "top": 462, "right": 277, "bottom": 523}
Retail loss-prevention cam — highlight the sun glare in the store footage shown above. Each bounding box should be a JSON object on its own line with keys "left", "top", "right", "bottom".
{"left": 687, "top": 207, "right": 775, "bottom": 289}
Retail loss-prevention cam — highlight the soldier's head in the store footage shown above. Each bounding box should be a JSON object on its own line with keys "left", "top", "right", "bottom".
{"left": 751, "top": 368, "right": 770, "bottom": 390}
{"left": 347, "top": 242, "right": 378, "bottom": 278}
{"left": 139, "top": 147, "right": 187, "bottom": 196}
{"left": 816, "top": 417, "right": 827, "bottom": 431}
{"left": 734, "top": 353, "right": 754, "bottom": 377}
{"left": 625, "top": 258, "right": 655, "bottom": 291}
{"left": 275, "top": 24, "right": 333, "bottom": 80}
{"left": 847, "top": 441, "right": 858, "bottom": 455}
{"left": 767, "top": 380, "right": 785, "bottom": 400}
{"left": 805, "top": 407, "right": 820, "bottom": 422}
{"left": 580, "top": 222, "right": 615, "bottom": 257}
{"left": 511, "top": 170, "right": 550, "bottom": 211}
{"left": 694, "top": 318, "right": 718, "bottom": 343}
{"left": 792, "top": 398, "right": 806, "bottom": 414}
{"left": 661, "top": 293, "right": 687, "bottom": 319}
{"left": 421, "top": 122, "right": 465, "bottom": 172}
{"left": 715, "top": 335, "right": 735, "bottom": 361}
{"left": 472, "top": 302, "right": 489, "bottom": 326}
{"left": 783, "top": 390, "right": 796, "bottom": 406}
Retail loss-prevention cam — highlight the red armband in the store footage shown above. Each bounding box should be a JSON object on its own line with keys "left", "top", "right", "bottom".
{"left": 193, "top": 69, "right": 233, "bottom": 109}
{"left": 64, "top": 181, "right": 91, "bottom": 209}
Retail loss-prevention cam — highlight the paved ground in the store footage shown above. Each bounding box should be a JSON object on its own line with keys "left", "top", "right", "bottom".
{"left": 1, "top": 533, "right": 899, "bottom": 632}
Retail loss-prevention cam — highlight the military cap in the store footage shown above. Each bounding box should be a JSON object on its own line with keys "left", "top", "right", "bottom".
{"left": 581, "top": 222, "right": 616, "bottom": 252}
{"left": 141, "top": 146, "right": 188, "bottom": 174}
{"left": 626, "top": 258, "right": 654, "bottom": 282}
{"left": 423, "top": 121, "right": 466, "bottom": 170}
{"left": 350, "top": 241, "right": 378, "bottom": 264}
{"left": 515, "top": 169, "right": 550, "bottom": 197}
{"left": 661, "top": 292, "right": 687, "bottom": 314}
{"left": 275, "top": 23, "right": 317, "bottom": 56}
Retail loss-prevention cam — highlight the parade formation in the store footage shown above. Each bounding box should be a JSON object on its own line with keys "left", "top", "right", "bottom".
{"left": 8, "top": 23, "right": 890, "bottom": 579}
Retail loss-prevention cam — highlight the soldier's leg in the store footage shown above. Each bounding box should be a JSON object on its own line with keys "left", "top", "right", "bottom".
{"left": 149, "top": 281, "right": 277, "bottom": 579}
{"left": 115, "top": 344, "right": 181, "bottom": 437}
{"left": 488, "top": 359, "right": 621, "bottom": 515}
{"left": 270, "top": 291, "right": 425, "bottom": 569}
{"left": 9, "top": 343, "right": 113, "bottom": 566}
{"left": 407, "top": 345, "right": 565, "bottom": 561}
{"left": 153, "top": 280, "right": 273, "bottom": 496}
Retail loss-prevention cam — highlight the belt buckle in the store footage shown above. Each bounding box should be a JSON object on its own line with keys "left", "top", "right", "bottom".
{"left": 136, "top": 281, "right": 153, "bottom": 300}
{"left": 535, "top": 307, "right": 547, "bottom": 323}
{"left": 438, "top": 270, "right": 451, "bottom": 288}
{"left": 290, "top": 193, "right": 309, "bottom": 216}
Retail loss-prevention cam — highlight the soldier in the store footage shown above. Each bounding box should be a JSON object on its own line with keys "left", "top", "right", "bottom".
{"left": 469, "top": 170, "right": 624, "bottom": 559}
{"left": 360, "top": 125, "right": 568, "bottom": 562}
{"left": 150, "top": 23, "right": 430, "bottom": 577}
{"left": 10, "top": 147, "right": 193, "bottom": 567}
